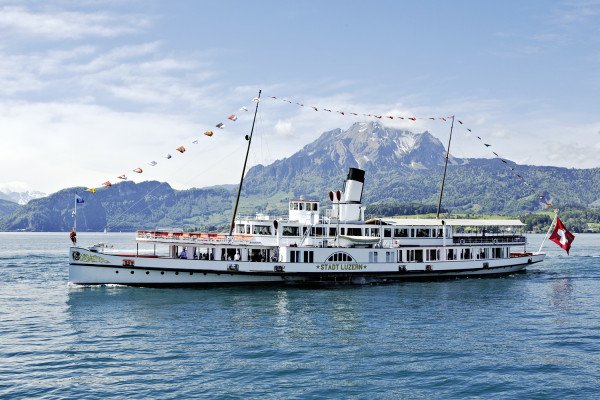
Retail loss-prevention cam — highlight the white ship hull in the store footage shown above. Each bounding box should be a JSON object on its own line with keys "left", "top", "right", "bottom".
{"left": 69, "top": 247, "right": 544, "bottom": 286}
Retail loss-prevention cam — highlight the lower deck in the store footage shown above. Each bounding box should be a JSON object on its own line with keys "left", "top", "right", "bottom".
{"left": 69, "top": 246, "right": 545, "bottom": 285}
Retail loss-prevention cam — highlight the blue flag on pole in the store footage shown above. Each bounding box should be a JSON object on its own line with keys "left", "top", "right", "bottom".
{"left": 76, "top": 194, "right": 84, "bottom": 204}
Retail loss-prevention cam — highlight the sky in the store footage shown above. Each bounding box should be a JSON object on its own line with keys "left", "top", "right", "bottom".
{"left": 1, "top": 0, "right": 599, "bottom": 195}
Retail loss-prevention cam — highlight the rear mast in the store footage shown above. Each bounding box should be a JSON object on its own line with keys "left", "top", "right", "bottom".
{"left": 229, "top": 89, "right": 261, "bottom": 236}
{"left": 436, "top": 115, "right": 455, "bottom": 219}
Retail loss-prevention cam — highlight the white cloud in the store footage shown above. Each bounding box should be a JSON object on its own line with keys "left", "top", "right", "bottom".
{"left": 0, "top": 5, "right": 150, "bottom": 40}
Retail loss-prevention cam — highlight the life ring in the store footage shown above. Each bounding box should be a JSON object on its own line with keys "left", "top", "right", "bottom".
{"left": 460, "top": 239, "right": 465, "bottom": 245}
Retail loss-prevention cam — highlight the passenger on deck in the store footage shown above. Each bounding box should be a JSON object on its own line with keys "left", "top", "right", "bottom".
{"left": 179, "top": 248, "right": 188, "bottom": 259}
{"left": 234, "top": 252, "right": 241, "bottom": 261}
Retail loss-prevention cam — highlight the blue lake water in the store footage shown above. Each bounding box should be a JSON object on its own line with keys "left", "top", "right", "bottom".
{"left": 1, "top": 232, "right": 599, "bottom": 399}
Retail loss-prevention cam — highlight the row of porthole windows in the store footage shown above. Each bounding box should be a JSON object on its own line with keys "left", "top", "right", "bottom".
{"left": 114, "top": 270, "right": 232, "bottom": 276}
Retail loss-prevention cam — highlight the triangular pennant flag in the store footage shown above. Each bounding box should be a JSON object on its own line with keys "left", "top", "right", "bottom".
{"left": 484, "top": 143, "right": 491, "bottom": 147}
{"left": 86, "top": 188, "right": 96, "bottom": 193}
{"left": 117, "top": 175, "right": 127, "bottom": 180}
{"left": 240, "top": 106, "right": 248, "bottom": 112}
{"left": 203, "top": 130, "right": 214, "bottom": 137}
{"left": 103, "top": 181, "right": 112, "bottom": 187}
{"left": 408, "top": 117, "right": 416, "bottom": 121}
{"left": 467, "top": 129, "right": 472, "bottom": 132}
{"left": 133, "top": 167, "right": 143, "bottom": 173}
{"left": 192, "top": 139, "right": 199, "bottom": 144}
{"left": 228, "top": 114, "right": 237, "bottom": 121}
{"left": 75, "top": 194, "right": 84, "bottom": 204}
{"left": 387, "top": 116, "right": 394, "bottom": 119}
{"left": 176, "top": 146, "right": 186, "bottom": 153}
{"left": 149, "top": 161, "right": 157, "bottom": 166}
{"left": 549, "top": 217, "right": 575, "bottom": 254}
{"left": 493, "top": 152, "right": 499, "bottom": 156}
{"left": 164, "top": 153, "right": 172, "bottom": 159}
{"left": 312, "top": 107, "right": 318, "bottom": 111}
{"left": 216, "top": 122, "right": 224, "bottom": 129}
{"left": 458, "top": 120, "right": 463, "bottom": 124}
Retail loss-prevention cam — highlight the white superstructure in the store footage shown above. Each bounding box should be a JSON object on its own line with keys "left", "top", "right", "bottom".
{"left": 69, "top": 168, "right": 545, "bottom": 286}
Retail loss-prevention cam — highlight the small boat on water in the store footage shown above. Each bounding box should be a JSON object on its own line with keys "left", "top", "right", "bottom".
{"left": 68, "top": 90, "right": 545, "bottom": 286}
{"left": 69, "top": 166, "right": 545, "bottom": 286}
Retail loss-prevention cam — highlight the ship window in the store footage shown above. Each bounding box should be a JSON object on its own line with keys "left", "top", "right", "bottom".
{"left": 253, "top": 225, "right": 272, "bottom": 235}
{"left": 492, "top": 248, "right": 502, "bottom": 259}
{"left": 311, "top": 227, "right": 325, "bottom": 236}
{"left": 462, "top": 248, "right": 472, "bottom": 260}
{"left": 347, "top": 228, "right": 362, "bottom": 236}
{"left": 427, "top": 249, "right": 439, "bottom": 261}
{"left": 299, "top": 203, "right": 304, "bottom": 211}
{"left": 327, "top": 252, "right": 354, "bottom": 262}
{"left": 408, "top": 249, "right": 423, "bottom": 262}
{"left": 369, "top": 251, "right": 379, "bottom": 263}
{"left": 329, "top": 227, "right": 337, "bottom": 236}
{"left": 416, "top": 229, "right": 430, "bottom": 238}
{"left": 384, "top": 229, "right": 392, "bottom": 238}
{"left": 313, "top": 203, "right": 318, "bottom": 211}
{"left": 290, "top": 250, "right": 300, "bottom": 263}
{"left": 397, "top": 250, "right": 403, "bottom": 262}
{"left": 283, "top": 226, "right": 300, "bottom": 236}
{"left": 447, "top": 248, "right": 455, "bottom": 260}
{"left": 394, "top": 228, "right": 408, "bottom": 237}
{"left": 303, "top": 251, "right": 314, "bottom": 263}
{"left": 386, "top": 251, "right": 392, "bottom": 262}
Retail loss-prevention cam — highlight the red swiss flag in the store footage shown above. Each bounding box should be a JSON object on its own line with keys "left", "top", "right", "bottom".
{"left": 549, "top": 217, "right": 575, "bottom": 254}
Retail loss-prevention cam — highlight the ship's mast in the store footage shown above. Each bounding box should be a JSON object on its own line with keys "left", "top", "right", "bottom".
{"left": 436, "top": 115, "right": 455, "bottom": 219}
{"left": 229, "top": 89, "right": 261, "bottom": 236}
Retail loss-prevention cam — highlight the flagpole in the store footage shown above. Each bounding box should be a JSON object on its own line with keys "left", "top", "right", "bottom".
{"left": 538, "top": 210, "right": 558, "bottom": 252}
{"left": 73, "top": 195, "right": 77, "bottom": 232}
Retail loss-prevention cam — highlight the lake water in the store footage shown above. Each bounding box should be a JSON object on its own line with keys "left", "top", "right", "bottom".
{"left": 1, "top": 232, "right": 599, "bottom": 399}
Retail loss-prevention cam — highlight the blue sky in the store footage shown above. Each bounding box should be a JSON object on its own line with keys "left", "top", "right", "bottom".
{"left": 1, "top": 0, "right": 599, "bottom": 194}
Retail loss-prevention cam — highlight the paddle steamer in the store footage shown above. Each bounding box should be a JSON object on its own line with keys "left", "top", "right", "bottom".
{"left": 69, "top": 167, "right": 544, "bottom": 285}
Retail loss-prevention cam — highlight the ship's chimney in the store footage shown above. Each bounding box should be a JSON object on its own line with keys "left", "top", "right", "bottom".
{"left": 343, "top": 168, "right": 365, "bottom": 203}
{"left": 333, "top": 168, "right": 366, "bottom": 222}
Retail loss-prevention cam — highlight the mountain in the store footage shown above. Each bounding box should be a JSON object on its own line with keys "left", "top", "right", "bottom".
{"left": 0, "top": 198, "right": 20, "bottom": 219}
{"left": 242, "top": 121, "right": 600, "bottom": 213}
{"left": 0, "top": 181, "right": 235, "bottom": 232}
{"left": 2, "top": 121, "right": 600, "bottom": 232}
{"left": 0, "top": 187, "right": 46, "bottom": 205}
